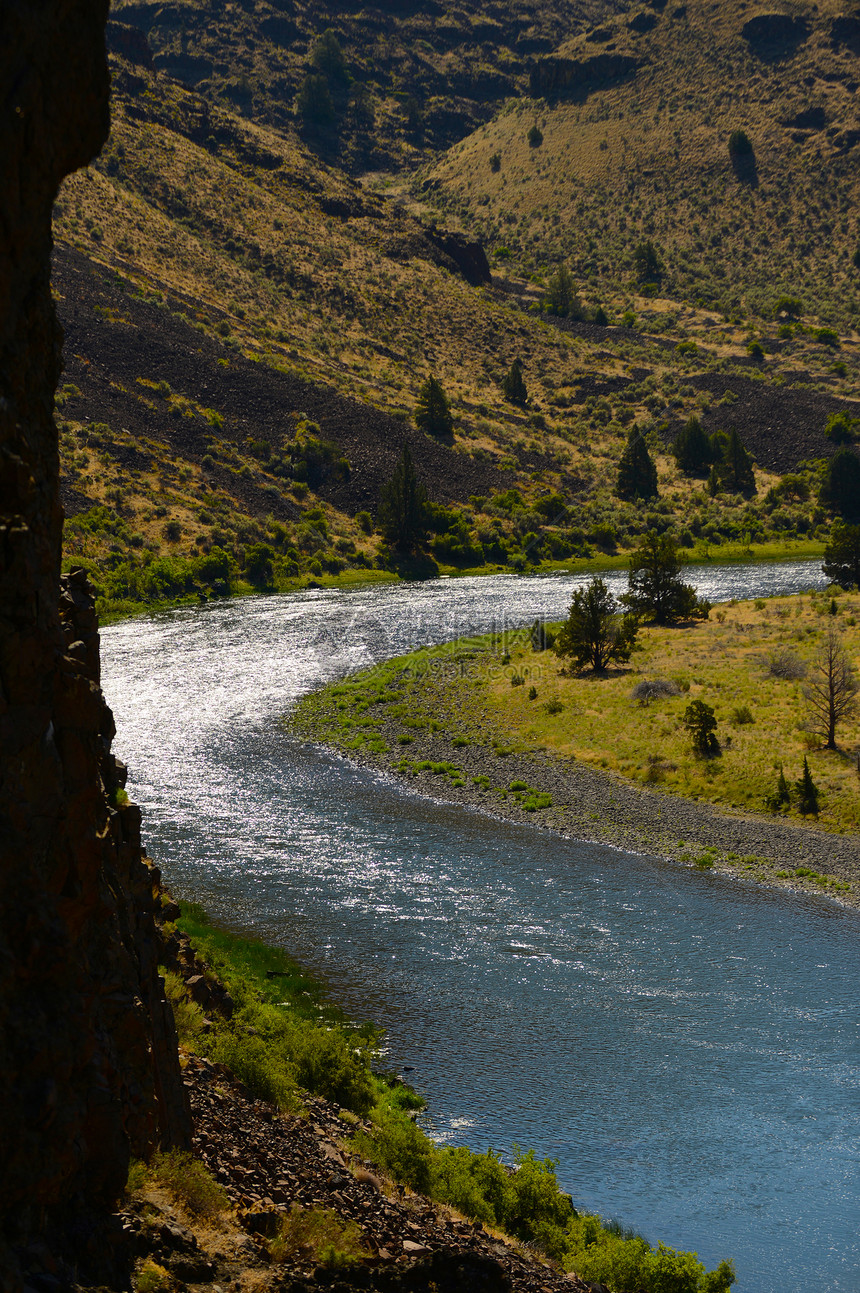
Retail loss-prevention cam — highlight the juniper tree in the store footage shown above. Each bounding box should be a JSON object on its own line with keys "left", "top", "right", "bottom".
{"left": 683, "top": 700, "right": 720, "bottom": 756}
{"left": 625, "top": 531, "right": 709, "bottom": 624}
{"left": 820, "top": 448, "right": 860, "bottom": 521}
{"left": 716, "top": 428, "right": 756, "bottom": 495}
{"left": 545, "top": 264, "right": 578, "bottom": 317}
{"left": 415, "top": 375, "right": 453, "bottom": 437}
{"left": 554, "top": 577, "right": 639, "bottom": 672}
{"left": 501, "top": 358, "right": 527, "bottom": 405}
{"left": 823, "top": 521, "right": 860, "bottom": 590}
{"left": 672, "top": 416, "right": 713, "bottom": 476}
{"left": 795, "top": 757, "right": 819, "bottom": 815}
{"left": 377, "top": 445, "right": 429, "bottom": 551}
{"left": 616, "top": 425, "right": 658, "bottom": 501}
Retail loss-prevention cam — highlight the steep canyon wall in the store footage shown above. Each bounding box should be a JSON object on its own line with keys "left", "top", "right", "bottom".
{"left": 0, "top": 2, "right": 188, "bottom": 1280}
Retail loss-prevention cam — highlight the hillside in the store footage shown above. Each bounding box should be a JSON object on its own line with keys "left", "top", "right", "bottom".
{"left": 108, "top": 0, "right": 622, "bottom": 172}
{"left": 53, "top": 21, "right": 860, "bottom": 613}
{"left": 423, "top": 0, "right": 860, "bottom": 326}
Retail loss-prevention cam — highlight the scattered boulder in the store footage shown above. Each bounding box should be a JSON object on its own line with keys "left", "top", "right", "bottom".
{"left": 106, "top": 21, "right": 154, "bottom": 70}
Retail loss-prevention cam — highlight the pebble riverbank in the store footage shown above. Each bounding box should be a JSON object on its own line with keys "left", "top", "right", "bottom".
{"left": 299, "top": 713, "right": 860, "bottom": 912}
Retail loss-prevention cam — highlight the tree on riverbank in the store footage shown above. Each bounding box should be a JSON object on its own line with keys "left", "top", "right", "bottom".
{"left": 377, "top": 445, "right": 429, "bottom": 550}
{"left": 555, "top": 577, "right": 639, "bottom": 672}
{"left": 625, "top": 531, "right": 710, "bottom": 624}
{"left": 823, "top": 521, "right": 860, "bottom": 589}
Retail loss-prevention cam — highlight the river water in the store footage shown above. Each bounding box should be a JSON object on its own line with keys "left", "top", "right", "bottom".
{"left": 101, "top": 561, "right": 860, "bottom": 1291}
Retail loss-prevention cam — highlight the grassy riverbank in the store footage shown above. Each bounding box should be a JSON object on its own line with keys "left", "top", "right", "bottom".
{"left": 76, "top": 535, "right": 824, "bottom": 623}
{"left": 288, "top": 588, "right": 859, "bottom": 902}
{"left": 167, "top": 902, "right": 734, "bottom": 1291}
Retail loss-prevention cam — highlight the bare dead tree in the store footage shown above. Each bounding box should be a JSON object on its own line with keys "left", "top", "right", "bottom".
{"left": 803, "top": 624, "right": 858, "bottom": 749}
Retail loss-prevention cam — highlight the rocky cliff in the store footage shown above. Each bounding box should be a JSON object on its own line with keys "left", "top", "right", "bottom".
{"left": 0, "top": 3, "right": 188, "bottom": 1284}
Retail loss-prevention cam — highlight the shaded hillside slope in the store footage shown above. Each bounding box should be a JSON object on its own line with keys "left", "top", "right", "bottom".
{"left": 109, "top": 0, "right": 627, "bottom": 171}
{"left": 425, "top": 0, "right": 860, "bottom": 327}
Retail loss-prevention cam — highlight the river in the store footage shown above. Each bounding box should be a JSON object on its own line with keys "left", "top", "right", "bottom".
{"left": 101, "top": 560, "right": 860, "bottom": 1291}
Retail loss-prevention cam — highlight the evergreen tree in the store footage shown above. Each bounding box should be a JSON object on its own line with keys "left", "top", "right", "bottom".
{"left": 377, "top": 445, "right": 428, "bottom": 550}
{"left": 545, "top": 264, "right": 578, "bottom": 317}
{"left": 633, "top": 240, "right": 664, "bottom": 285}
{"left": 501, "top": 358, "right": 527, "bottom": 405}
{"left": 683, "top": 699, "right": 720, "bottom": 756}
{"left": 672, "top": 416, "right": 713, "bottom": 476}
{"left": 310, "top": 29, "right": 349, "bottom": 85}
{"left": 415, "top": 375, "right": 453, "bottom": 437}
{"left": 820, "top": 448, "right": 860, "bottom": 521}
{"left": 795, "top": 757, "right": 819, "bottom": 815}
{"left": 554, "top": 577, "right": 639, "bottom": 672}
{"left": 297, "top": 74, "right": 335, "bottom": 126}
{"left": 823, "top": 521, "right": 860, "bottom": 589}
{"left": 765, "top": 765, "right": 792, "bottom": 811}
{"left": 616, "top": 426, "right": 658, "bottom": 501}
{"left": 716, "top": 428, "right": 756, "bottom": 495}
{"left": 626, "top": 531, "right": 710, "bottom": 624}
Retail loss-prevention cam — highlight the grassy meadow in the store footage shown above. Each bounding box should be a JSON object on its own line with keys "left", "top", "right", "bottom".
{"left": 292, "top": 586, "right": 860, "bottom": 837}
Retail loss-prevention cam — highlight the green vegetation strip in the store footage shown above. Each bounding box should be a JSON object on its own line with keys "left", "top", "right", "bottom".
{"left": 166, "top": 902, "right": 734, "bottom": 1291}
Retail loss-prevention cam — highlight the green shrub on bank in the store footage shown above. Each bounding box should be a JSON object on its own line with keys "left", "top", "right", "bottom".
{"left": 173, "top": 903, "right": 378, "bottom": 1114}
{"left": 171, "top": 904, "right": 733, "bottom": 1291}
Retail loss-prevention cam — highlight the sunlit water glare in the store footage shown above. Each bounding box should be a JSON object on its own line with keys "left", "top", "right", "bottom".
{"left": 102, "top": 562, "right": 860, "bottom": 1291}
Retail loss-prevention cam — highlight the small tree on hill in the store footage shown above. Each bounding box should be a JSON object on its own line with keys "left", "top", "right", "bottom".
{"left": 715, "top": 428, "right": 756, "bottom": 495}
{"left": 554, "top": 577, "right": 639, "bottom": 672}
{"left": 377, "top": 445, "right": 429, "bottom": 551}
{"left": 415, "top": 375, "right": 453, "bottom": 438}
{"left": 310, "top": 29, "right": 349, "bottom": 85}
{"left": 823, "top": 521, "right": 860, "bottom": 589}
{"left": 683, "top": 699, "right": 720, "bottom": 756}
{"left": 625, "top": 531, "right": 710, "bottom": 625}
{"left": 545, "top": 264, "right": 578, "bottom": 317}
{"left": 633, "top": 240, "right": 664, "bottom": 286}
{"left": 795, "top": 757, "right": 819, "bottom": 815}
{"left": 616, "top": 425, "right": 658, "bottom": 501}
{"left": 820, "top": 448, "right": 860, "bottom": 520}
{"left": 501, "top": 358, "right": 528, "bottom": 405}
{"left": 297, "top": 73, "right": 335, "bottom": 126}
{"left": 802, "top": 622, "right": 858, "bottom": 749}
{"left": 672, "top": 416, "right": 714, "bottom": 476}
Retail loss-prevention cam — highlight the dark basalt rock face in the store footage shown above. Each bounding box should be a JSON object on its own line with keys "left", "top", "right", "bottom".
{"left": 0, "top": 2, "right": 188, "bottom": 1285}
{"left": 529, "top": 52, "right": 641, "bottom": 101}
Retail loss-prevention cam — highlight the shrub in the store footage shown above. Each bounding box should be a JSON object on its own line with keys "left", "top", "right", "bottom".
{"left": 490, "top": 152, "right": 501, "bottom": 172}
{"left": 731, "top": 704, "right": 754, "bottom": 724}
{"left": 825, "top": 412, "right": 858, "bottom": 444}
{"left": 631, "top": 679, "right": 681, "bottom": 705}
{"left": 633, "top": 240, "right": 664, "bottom": 285}
{"left": 147, "top": 1150, "right": 229, "bottom": 1217}
{"left": 728, "top": 129, "right": 753, "bottom": 155}
{"left": 356, "top": 510, "right": 373, "bottom": 534}
{"left": 765, "top": 647, "right": 806, "bottom": 680}
{"left": 270, "top": 1206, "right": 365, "bottom": 1268}
{"left": 528, "top": 123, "right": 543, "bottom": 147}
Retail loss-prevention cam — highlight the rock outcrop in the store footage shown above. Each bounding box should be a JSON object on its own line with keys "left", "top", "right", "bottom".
{"left": 0, "top": 3, "right": 188, "bottom": 1284}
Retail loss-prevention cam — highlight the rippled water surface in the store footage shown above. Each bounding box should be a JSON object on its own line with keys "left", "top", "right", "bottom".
{"left": 102, "top": 563, "right": 860, "bottom": 1291}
